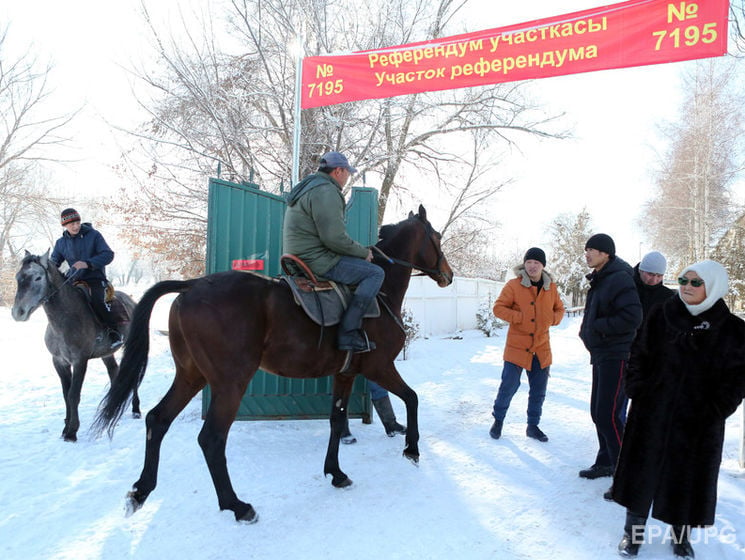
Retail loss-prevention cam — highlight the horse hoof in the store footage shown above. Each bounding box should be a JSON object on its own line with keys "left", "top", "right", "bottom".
{"left": 62, "top": 433, "right": 77, "bottom": 443}
{"left": 331, "top": 475, "right": 353, "bottom": 488}
{"left": 132, "top": 412, "right": 142, "bottom": 419}
{"left": 235, "top": 504, "right": 259, "bottom": 524}
{"left": 403, "top": 450, "right": 419, "bottom": 466}
{"left": 125, "top": 491, "right": 144, "bottom": 518}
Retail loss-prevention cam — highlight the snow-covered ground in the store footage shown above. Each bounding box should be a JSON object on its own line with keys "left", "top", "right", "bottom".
{"left": 1, "top": 305, "right": 743, "bottom": 560}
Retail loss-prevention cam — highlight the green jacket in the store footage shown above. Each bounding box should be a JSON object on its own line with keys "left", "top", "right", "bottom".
{"left": 282, "top": 172, "right": 369, "bottom": 276}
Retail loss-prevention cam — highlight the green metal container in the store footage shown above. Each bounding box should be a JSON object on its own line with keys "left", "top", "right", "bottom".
{"left": 203, "top": 178, "right": 378, "bottom": 421}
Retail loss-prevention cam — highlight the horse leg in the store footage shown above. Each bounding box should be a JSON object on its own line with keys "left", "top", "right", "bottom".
{"left": 52, "top": 356, "right": 73, "bottom": 439}
{"left": 102, "top": 355, "right": 140, "bottom": 418}
{"left": 127, "top": 373, "right": 204, "bottom": 517}
{"left": 198, "top": 385, "right": 257, "bottom": 523}
{"left": 53, "top": 356, "right": 87, "bottom": 442}
{"left": 324, "top": 376, "right": 355, "bottom": 488}
{"left": 371, "top": 364, "right": 420, "bottom": 464}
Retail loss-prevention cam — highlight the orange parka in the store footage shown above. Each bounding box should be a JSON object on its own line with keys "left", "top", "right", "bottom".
{"left": 493, "top": 266, "right": 565, "bottom": 370}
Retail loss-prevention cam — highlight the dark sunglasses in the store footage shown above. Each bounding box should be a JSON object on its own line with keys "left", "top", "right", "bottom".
{"left": 678, "top": 277, "right": 704, "bottom": 287}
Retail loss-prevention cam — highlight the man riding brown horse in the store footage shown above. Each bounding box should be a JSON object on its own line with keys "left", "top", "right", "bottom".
{"left": 283, "top": 152, "right": 384, "bottom": 353}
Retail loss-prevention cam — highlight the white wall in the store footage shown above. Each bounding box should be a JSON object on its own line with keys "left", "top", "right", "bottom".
{"left": 402, "top": 276, "right": 503, "bottom": 336}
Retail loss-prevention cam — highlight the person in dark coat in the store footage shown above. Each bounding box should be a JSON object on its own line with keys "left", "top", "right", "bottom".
{"left": 50, "top": 208, "right": 122, "bottom": 349}
{"left": 612, "top": 260, "right": 745, "bottom": 558}
{"left": 578, "top": 234, "right": 642, "bottom": 483}
{"left": 634, "top": 251, "right": 675, "bottom": 318}
{"left": 599, "top": 251, "right": 677, "bottom": 502}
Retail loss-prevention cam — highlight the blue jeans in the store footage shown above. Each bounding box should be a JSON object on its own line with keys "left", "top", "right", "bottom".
{"left": 368, "top": 380, "right": 387, "bottom": 401}
{"left": 491, "top": 355, "right": 549, "bottom": 426}
{"left": 323, "top": 256, "right": 384, "bottom": 303}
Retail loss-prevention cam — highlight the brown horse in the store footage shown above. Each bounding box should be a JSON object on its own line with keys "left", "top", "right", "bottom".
{"left": 93, "top": 205, "right": 452, "bottom": 523}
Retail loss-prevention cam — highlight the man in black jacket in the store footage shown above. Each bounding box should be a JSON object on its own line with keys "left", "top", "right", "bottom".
{"left": 578, "top": 234, "right": 642, "bottom": 484}
{"left": 633, "top": 251, "right": 675, "bottom": 319}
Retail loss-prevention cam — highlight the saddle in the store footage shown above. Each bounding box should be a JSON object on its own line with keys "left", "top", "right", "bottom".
{"left": 280, "top": 254, "right": 380, "bottom": 327}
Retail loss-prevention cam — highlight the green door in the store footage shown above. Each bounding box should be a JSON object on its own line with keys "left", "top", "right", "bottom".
{"left": 203, "top": 178, "right": 378, "bottom": 420}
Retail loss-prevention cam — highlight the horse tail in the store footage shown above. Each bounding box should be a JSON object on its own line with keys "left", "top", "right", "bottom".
{"left": 92, "top": 280, "right": 195, "bottom": 438}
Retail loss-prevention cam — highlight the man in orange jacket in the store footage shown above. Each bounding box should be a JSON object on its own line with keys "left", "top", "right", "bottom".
{"left": 489, "top": 247, "right": 565, "bottom": 442}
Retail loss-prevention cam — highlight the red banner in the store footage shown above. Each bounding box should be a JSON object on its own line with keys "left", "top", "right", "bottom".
{"left": 301, "top": 0, "right": 728, "bottom": 109}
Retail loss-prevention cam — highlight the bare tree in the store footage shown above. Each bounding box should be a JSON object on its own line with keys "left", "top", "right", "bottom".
{"left": 549, "top": 208, "right": 593, "bottom": 307}
{"left": 110, "top": 0, "right": 567, "bottom": 275}
{"left": 640, "top": 59, "right": 744, "bottom": 271}
{"left": 0, "top": 27, "right": 76, "bottom": 302}
{"left": 731, "top": 0, "right": 745, "bottom": 55}
{"left": 712, "top": 214, "right": 745, "bottom": 310}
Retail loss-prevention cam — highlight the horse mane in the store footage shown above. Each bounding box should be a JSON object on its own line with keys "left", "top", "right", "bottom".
{"left": 21, "top": 253, "right": 41, "bottom": 266}
{"left": 378, "top": 212, "right": 421, "bottom": 244}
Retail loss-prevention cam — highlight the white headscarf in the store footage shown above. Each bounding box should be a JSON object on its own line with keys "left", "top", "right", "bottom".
{"left": 678, "top": 260, "right": 729, "bottom": 316}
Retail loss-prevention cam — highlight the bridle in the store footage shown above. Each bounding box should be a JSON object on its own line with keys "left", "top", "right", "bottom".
{"left": 374, "top": 218, "right": 449, "bottom": 282}
{"left": 22, "top": 256, "right": 76, "bottom": 306}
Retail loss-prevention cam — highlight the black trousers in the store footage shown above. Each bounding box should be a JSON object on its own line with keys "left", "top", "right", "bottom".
{"left": 590, "top": 358, "right": 628, "bottom": 468}
{"left": 88, "top": 280, "right": 117, "bottom": 330}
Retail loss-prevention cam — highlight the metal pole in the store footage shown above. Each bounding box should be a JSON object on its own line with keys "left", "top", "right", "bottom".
{"left": 291, "top": 40, "right": 304, "bottom": 187}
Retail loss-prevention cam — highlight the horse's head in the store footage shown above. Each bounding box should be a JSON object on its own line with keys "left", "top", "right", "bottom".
{"left": 12, "top": 249, "right": 54, "bottom": 321}
{"left": 378, "top": 205, "right": 453, "bottom": 287}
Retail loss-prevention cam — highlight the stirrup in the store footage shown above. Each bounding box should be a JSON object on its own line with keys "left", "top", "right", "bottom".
{"left": 338, "top": 329, "right": 376, "bottom": 353}
{"left": 107, "top": 329, "right": 123, "bottom": 350}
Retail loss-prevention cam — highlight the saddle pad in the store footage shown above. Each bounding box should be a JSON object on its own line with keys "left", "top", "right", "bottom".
{"left": 283, "top": 276, "right": 380, "bottom": 327}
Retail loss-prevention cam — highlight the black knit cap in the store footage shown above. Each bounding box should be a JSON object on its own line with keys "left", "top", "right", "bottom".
{"left": 585, "top": 233, "right": 616, "bottom": 257}
{"left": 523, "top": 247, "right": 546, "bottom": 266}
{"left": 60, "top": 208, "right": 81, "bottom": 226}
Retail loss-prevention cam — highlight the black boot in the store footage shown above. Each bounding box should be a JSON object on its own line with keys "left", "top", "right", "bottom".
{"left": 489, "top": 419, "right": 503, "bottom": 439}
{"left": 671, "top": 525, "right": 695, "bottom": 559}
{"left": 526, "top": 424, "right": 548, "bottom": 442}
{"left": 337, "top": 299, "right": 375, "bottom": 353}
{"left": 618, "top": 511, "right": 647, "bottom": 557}
{"left": 372, "top": 395, "right": 406, "bottom": 436}
{"left": 107, "top": 328, "right": 123, "bottom": 351}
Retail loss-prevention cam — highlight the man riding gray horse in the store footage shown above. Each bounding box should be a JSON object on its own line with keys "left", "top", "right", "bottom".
{"left": 50, "top": 208, "right": 122, "bottom": 350}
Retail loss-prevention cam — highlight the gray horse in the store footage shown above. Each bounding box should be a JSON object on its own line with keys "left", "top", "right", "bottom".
{"left": 12, "top": 249, "right": 138, "bottom": 441}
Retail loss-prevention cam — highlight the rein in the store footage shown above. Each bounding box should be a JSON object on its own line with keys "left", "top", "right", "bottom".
{"left": 28, "top": 257, "right": 78, "bottom": 306}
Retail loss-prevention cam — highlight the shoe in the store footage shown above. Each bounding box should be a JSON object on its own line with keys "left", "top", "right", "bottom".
{"left": 383, "top": 421, "right": 406, "bottom": 437}
{"left": 526, "top": 424, "right": 548, "bottom": 442}
{"left": 603, "top": 486, "right": 613, "bottom": 501}
{"left": 108, "top": 330, "right": 123, "bottom": 351}
{"left": 340, "top": 426, "right": 357, "bottom": 445}
{"left": 617, "top": 533, "right": 641, "bottom": 557}
{"left": 340, "top": 416, "right": 357, "bottom": 444}
{"left": 672, "top": 540, "right": 695, "bottom": 559}
{"left": 341, "top": 432, "right": 357, "bottom": 445}
{"left": 671, "top": 526, "right": 695, "bottom": 559}
{"left": 337, "top": 328, "right": 376, "bottom": 353}
{"left": 372, "top": 396, "right": 406, "bottom": 436}
{"left": 579, "top": 464, "right": 614, "bottom": 479}
{"left": 489, "top": 419, "right": 503, "bottom": 439}
{"left": 337, "top": 299, "right": 376, "bottom": 353}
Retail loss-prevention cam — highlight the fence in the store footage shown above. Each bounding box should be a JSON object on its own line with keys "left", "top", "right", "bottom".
{"left": 402, "top": 276, "right": 503, "bottom": 336}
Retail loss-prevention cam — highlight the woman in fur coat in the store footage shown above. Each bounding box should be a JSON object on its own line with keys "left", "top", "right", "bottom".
{"left": 612, "top": 260, "right": 745, "bottom": 558}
